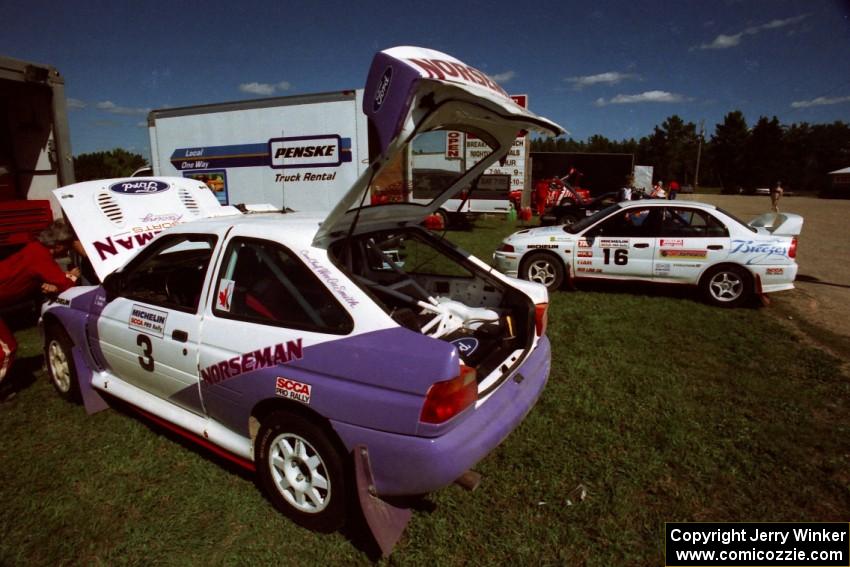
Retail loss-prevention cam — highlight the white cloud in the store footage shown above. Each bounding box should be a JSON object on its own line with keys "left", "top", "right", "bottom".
{"left": 136, "top": 121, "right": 147, "bottom": 128}
{"left": 791, "top": 95, "right": 850, "bottom": 109}
{"left": 566, "top": 71, "right": 640, "bottom": 90}
{"left": 491, "top": 70, "right": 516, "bottom": 83}
{"left": 697, "top": 13, "right": 810, "bottom": 50}
{"left": 66, "top": 98, "right": 86, "bottom": 110}
{"left": 239, "top": 80, "right": 292, "bottom": 96}
{"left": 595, "top": 90, "right": 689, "bottom": 106}
{"left": 95, "top": 100, "right": 150, "bottom": 115}
{"left": 701, "top": 33, "right": 743, "bottom": 49}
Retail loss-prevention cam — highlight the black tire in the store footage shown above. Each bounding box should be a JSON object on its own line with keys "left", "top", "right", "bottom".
{"left": 520, "top": 251, "right": 565, "bottom": 291}
{"left": 700, "top": 265, "right": 752, "bottom": 308}
{"left": 256, "top": 411, "right": 347, "bottom": 532}
{"left": 44, "top": 323, "right": 81, "bottom": 403}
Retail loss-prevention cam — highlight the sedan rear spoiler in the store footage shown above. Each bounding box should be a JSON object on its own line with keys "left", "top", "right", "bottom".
{"left": 748, "top": 212, "right": 803, "bottom": 237}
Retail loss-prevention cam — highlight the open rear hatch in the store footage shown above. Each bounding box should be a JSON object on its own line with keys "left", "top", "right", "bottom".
{"left": 324, "top": 46, "right": 561, "bottom": 394}
{"left": 313, "top": 46, "right": 562, "bottom": 246}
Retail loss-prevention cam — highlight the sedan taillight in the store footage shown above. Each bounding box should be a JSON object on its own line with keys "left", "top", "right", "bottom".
{"left": 789, "top": 237, "right": 797, "bottom": 259}
{"left": 497, "top": 243, "right": 515, "bottom": 253}
{"left": 535, "top": 303, "right": 549, "bottom": 336}
{"left": 420, "top": 365, "right": 477, "bottom": 424}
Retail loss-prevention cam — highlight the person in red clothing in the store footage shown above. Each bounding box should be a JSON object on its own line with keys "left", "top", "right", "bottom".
{"left": 0, "top": 231, "right": 78, "bottom": 387}
{"left": 668, "top": 180, "right": 680, "bottom": 200}
{"left": 535, "top": 178, "right": 550, "bottom": 216}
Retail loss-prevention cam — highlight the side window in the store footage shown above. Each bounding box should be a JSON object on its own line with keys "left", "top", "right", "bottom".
{"left": 122, "top": 234, "right": 216, "bottom": 313}
{"left": 661, "top": 208, "right": 729, "bottom": 238}
{"left": 365, "top": 232, "right": 472, "bottom": 278}
{"left": 213, "top": 239, "right": 353, "bottom": 334}
{"left": 587, "top": 208, "right": 658, "bottom": 238}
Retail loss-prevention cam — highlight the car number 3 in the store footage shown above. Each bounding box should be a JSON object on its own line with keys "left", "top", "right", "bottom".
{"left": 137, "top": 334, "right": 154, "bottom": 372}
{"left": 603, "top": 248, "right": 629, "bottom": 265}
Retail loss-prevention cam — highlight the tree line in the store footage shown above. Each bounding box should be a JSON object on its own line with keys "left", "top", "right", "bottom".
{"left": 531, "top": 112, "right": 850, "bottom": 194}
{"left": 73, "top": 148, "right": 147, "bottom": 182}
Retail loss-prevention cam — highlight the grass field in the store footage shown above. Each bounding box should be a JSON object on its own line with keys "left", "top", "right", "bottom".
{"left": 1, "top": 217, "right": 848, "bottom": 565}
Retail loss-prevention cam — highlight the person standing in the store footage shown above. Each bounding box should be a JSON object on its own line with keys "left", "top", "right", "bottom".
{"left": 668, "top": 180, "right": 680, "bottom": 200}
{"left": 650, "top": 180, "right": 666, "bottom": 199}
{"left": 770, "top": 181, "right": 784, "bottom": 212}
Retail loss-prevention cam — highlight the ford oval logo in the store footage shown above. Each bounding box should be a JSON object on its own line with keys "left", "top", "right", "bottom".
{"left": 373, "top": 66, "right": 392, "bottom": 112}
{"left": 109, "top": 180, "right": 170, "bottom": 195}
{"left": 451, "top": 337, "right": 479, "bottom": 356}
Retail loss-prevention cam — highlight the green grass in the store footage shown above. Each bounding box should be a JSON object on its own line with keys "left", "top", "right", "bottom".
{"left": 1, "top": 217, "right": 848, "bottom": 565}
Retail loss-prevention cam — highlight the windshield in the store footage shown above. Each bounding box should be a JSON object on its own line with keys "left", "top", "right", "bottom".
{"left": 564, "top": 203, "right": 623, "bottom": 233}
{"left": 367, "top": 128, "right": 497, "bottom": 208}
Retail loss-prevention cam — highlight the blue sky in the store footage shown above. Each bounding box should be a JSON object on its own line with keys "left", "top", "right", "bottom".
{"left": 4, "top": 0, "right": 849, "bottom": 158}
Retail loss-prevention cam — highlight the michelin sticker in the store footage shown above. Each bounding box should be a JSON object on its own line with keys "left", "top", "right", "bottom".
{"left": 599, "top": 239, "right": 629, "bottom": 248}
{"left": 129, "top": 304, "right": 168, "bottom": 338}
{"left": 275, "top": 377, "right": 312, "bottom": 404}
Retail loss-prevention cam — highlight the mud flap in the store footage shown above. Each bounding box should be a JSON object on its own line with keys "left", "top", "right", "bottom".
{"left": 73, "top": 349, "right": 109, "bottom": 414}
{"left": 353, "top": 445, "right": 411, "bottom": 557}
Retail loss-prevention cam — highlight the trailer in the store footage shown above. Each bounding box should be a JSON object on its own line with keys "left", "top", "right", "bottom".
{"left": 147, "top": 90, "right": 369, "bottom": 212}
{"left": 530, "top": 151, "right": 634, "bottom": 196}
{"left": 0, "top": 55, "right": 75, "bottom": 219}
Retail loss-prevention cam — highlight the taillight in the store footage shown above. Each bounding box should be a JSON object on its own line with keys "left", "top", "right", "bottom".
{"left": 789, "top": 237, "right": 797, "bottom": 259}
{"left": 535, "top": 303, "right": 548, "bottom": 336}
{"left": 420, "top": 365, "right": 477, "bottom": 424}
{"left": 498, "top": 243, "right": 515, "bottom": 253}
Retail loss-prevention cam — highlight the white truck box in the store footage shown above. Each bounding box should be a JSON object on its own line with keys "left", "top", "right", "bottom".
{"left": 147, "top": 90, "right": 369, "bottom": 212}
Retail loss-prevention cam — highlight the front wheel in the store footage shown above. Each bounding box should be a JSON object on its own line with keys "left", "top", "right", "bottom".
{"left": 700, "top": 265, "right": 752, "bottom": 308}
{"left": 44, "top": 323, "right": 81, "bottom": 402}
{"left": 521, "top": 252, "right": 565, "bottom": 291}
{"left": 256, "top": 411, "right": 347, "bottom": 532}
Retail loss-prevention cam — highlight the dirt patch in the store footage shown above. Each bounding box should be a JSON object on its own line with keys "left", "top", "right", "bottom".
{"left": 680, "top": 193, "right": 850, "bottom": 363}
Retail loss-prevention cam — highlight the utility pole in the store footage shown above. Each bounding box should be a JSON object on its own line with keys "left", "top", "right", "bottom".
{"left": 694, "top": 120, "right": 704, "bottom": 190}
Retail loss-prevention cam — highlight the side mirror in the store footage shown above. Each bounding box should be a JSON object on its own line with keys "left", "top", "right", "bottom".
{"left": 102, "top": 272, "right": 124, "bottom": 302}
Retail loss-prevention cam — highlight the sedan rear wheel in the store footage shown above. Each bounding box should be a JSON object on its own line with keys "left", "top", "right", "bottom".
{"left": 256, "top": 411, "right": 347, "bottom": 532}
{"left": 521, "top": 252, "right": 565, "bottom": 291}
{"left": 701, "top": 265, "right": 751, "bottom": 308}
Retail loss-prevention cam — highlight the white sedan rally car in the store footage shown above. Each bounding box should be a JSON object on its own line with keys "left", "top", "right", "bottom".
{"left": 494, "top": 200, "right": 802, "bottom": 307}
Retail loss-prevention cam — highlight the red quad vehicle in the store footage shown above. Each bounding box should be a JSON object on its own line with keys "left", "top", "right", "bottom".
{"left": 539, "top": 174, "right": 623, "bottom": 226}
{"left": 508, "top": 175, "right": 591, "bottom": 214}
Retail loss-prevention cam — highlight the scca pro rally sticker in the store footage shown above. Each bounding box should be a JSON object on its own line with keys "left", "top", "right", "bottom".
{"left": 276, "top": 377, "right": 312, "bottom": 404}
{"left": 129, "top": 304, "right": 167, "bottom": 338}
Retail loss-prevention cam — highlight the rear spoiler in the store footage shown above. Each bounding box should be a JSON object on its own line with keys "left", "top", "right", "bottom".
{"left": 748, "top": 212, "right": 803, "bottom": 237}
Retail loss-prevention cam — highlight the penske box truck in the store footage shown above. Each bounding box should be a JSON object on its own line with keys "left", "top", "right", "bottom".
{"left": 147, "top": 90, "right": 369, "bottom": 212}
{"left": 148, "top": 89, "right": 524, "bottom": 216}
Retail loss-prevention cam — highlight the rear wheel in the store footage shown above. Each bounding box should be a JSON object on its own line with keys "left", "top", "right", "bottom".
{"left": 521, "top": 252, "right": 565, "bottom": 291}
{"left": 44, "top": 323, "right": 81, "bottom": 402}
{"left": 700, "top": 265, "right": 751, "bottom": 308}
{"left": 256, "top": 411, "right": 347, "bottom": 532}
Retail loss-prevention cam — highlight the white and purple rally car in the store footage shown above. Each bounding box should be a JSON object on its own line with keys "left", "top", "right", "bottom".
{"left": 493, "top": 200, "right": 802, "bottom": 307}
{"left": 42, "top": 47, "right": 562, "bottom": 541}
